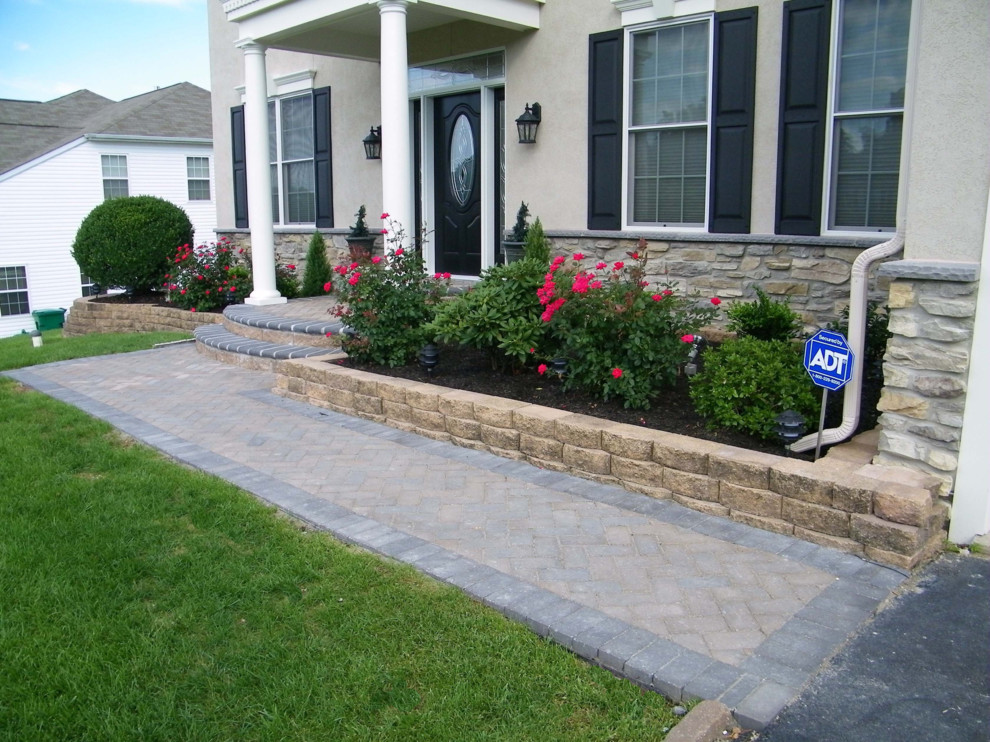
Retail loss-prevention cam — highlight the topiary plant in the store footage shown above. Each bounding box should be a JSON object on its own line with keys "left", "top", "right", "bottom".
{"left": 300, "top": 232, "right": 332, "bottom": 297}
{"left": 725, "top": 287, "right": 803, "bottom": 342}
{"left": 689, "top": 336, "right": 819, "bottom": 440}
{"left": 523, "top": 217, "right": 551, "bottom": 264}
{"left": 72, "top": 196, "right": 193, "bottom": 293}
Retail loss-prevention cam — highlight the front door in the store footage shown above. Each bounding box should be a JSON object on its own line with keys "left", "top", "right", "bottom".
{"left": 434, "top": 92, "right": 481, "bottom": 275}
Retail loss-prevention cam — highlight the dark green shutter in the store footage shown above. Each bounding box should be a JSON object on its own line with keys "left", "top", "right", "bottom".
{"left": 709, "top": 8, "right": 758, "bottom": 234}
{"left": 775, "top": 0, "right": 831, "bottom": 236}
{"left": 587, "top": 29, "right": 624, "bottom": 231}
{"left": 231, "top": 105, "right": 248, "bottom": 229}
{"left": 313, "top": 86, "right": 333, "bottom": 228}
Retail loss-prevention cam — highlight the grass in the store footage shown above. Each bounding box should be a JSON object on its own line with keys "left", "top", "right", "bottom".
{"left": 0, "top": 332, "right": 679, "bottom": 740}
{"left": 0, "top": 328, "right": 191, "bottom": 372}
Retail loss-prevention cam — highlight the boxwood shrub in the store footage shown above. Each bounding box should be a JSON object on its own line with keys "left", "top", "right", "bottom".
{"left": 72, "top": 196, "right": 193, "bottom": 293}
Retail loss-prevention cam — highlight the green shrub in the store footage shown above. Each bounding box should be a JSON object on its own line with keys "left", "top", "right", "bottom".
{"left": 507, "top": 201, "right": 530, "bottom": 243}
{"left": 726, "top": 287, "right": 803, "bottom": 341}
{"left": 73, "top": 196, "right": 193, "bottom": 292}
{"left": 300, "top": 232, "right": 332, "bottom": 297}
{"left": 542, "top": 245, "right": 720, "bottom": 409}
{"left": 330, "top": 219, "right": 449, "bottom": 366}
{"left": 275, "top": 257, "right": 300, "bottom": 299}
{"left": 689, "top": 337, "right": 819, "bottom": 440}
{"left": 523, "top": 218, "right": 551, "bottom": 264}
{"left": 428, "top": 257, "right": 552, "bottom": 373}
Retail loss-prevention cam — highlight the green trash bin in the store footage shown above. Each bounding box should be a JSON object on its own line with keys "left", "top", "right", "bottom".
{"left": 32, "top": 308, "right": 67, "bottom": 332}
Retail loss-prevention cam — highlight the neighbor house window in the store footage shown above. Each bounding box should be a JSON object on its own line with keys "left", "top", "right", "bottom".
{"left": 628, "top": 19, "right": 711, "bottom": 227}
{"left": 187, "top": 157, "right": 211, "bottom": 201}
{"left": 80, "top": 271, "right": 98, "bottom": 297}
{"left": 827, "top": 0, "right": 910, "bottom": 231}
{"left": 269, "top": 94, "right": 316, "bottom": 225}
{"left": 101, "top": 154, "right": 128, "bottom": 199}
{"left": 0, "top": 266, "right": 30, "bottom": 316}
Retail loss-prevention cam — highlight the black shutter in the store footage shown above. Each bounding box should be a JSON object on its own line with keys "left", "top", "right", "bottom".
{"left": 587, "top": 29, "right": 624, "bottom": 231}
{"left": 231, "top": 105, "right": 248, "bottom": 229}
{"left": 775, "top": 0, "right": 831, "bottom": 236}
{"left": 709, "top": 8, "right": 758, "bottom": 234}
{"left": 313, "top": 86, "right": 333, "bottom": 228}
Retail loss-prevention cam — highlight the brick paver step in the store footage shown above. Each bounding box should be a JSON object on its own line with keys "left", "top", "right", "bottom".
{"left": 194, "top": 324, "right": 335, "bottom": 360}
{"left": 223, "top": 303, "right": 345, "bottom": 337}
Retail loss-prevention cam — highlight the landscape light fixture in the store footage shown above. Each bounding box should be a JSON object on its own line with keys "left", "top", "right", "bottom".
{"left": 363, "top": 126, "right": 382, "bottom": 160}
{"left": 515, "top": 102, "right": 541, "bottom": 144}
{"left": 774, "top": 410, "right": 807, "bottom": 453}
{"left": 418, "top": 343, "right": 440, "bottom": 377}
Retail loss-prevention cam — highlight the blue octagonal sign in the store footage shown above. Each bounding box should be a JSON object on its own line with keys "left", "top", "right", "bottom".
{"left": 804, "top": 330, "right": 855, "bottom": 391}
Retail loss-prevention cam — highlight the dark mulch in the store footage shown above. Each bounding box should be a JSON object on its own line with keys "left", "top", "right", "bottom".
{"left": 343, "top": 345, "right": 815, "bottom": 460}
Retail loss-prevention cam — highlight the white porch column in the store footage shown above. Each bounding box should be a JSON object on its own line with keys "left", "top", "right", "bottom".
{"left": 378, "top": 0, "right": 414, "bottom": 246}
{"left": 237, "top": 39, "right": 285, "bottom": 305}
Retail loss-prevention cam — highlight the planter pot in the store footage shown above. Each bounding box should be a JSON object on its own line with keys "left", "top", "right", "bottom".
{"left": 502, "top": 241, "right": 525, "bottom": 264}
{"left": 346, "top": 236, "right": 377, "bottom": 261}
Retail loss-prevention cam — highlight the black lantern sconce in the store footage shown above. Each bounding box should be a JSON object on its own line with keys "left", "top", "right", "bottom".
{"left": 515, "top": 102, "right": 542, "bottom": 144}
{"left": 363, "top": 126, "right": 382, "bottom": 160}
{"left": 774, "top": 410, "right": 807, "bottom": 453}
{"left": 418, "top": 343, "right": 440, "bottom": 378}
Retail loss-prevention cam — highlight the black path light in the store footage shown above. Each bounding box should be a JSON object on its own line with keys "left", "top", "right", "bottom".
{"left": 515, "top": 102, "right": 541, "bottom": 144}
{"left": 363, "top": 126, "right": 382, "bottom": 160}
{"left": 418, "top": 343, "right": 440, "bottom": 377}
{"left": 774, "top": 410, "right": 807, "bottom": 453}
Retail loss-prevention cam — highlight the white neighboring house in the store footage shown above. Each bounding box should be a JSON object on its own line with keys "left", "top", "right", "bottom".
{"left": 0, "top": 83, "right": 215, "bottom": 338}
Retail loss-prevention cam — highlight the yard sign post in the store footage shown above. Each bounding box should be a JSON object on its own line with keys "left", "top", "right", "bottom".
{"left": 803, "top": 330, "right": 855, "bottom": 460}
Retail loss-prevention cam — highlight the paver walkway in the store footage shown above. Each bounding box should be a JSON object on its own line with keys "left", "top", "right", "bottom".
{"left": 5, "top": 344, "right": 908, "bottom": 729}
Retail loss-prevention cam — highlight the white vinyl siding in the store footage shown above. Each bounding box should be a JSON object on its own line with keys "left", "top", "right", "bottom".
{"left": 827, "top": 0, "right": 910, "bottom": 231}
{"left": 628, "top": 19, "right": 711, "bottom": 228}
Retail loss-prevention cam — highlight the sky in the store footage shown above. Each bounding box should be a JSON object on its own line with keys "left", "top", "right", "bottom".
{"left": 0, "top": 0, "right": 211, "bottom": 103}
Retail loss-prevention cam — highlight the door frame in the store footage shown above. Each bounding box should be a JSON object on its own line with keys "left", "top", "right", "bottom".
{"left": 414, "top": 72, "right": 504, "bottom": 277}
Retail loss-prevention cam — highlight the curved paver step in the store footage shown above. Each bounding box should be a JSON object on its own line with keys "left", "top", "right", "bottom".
{"left": 194, "top": 324, "right": 337, "bottom": 361}
{"left": 223, "top": 304, "right": 345, "bottom": 337}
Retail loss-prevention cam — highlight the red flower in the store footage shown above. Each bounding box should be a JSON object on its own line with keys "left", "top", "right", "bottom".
{"left": 190, "top": 307, "right": 196, "bottom": 312}
{"left": 631, "top": 252, "right": 640, "bottom": 259}
{"left": 596, "top": 261, "right": 607, "bottom": 270}
{"left": 381, "top": 228, "right": 388, "bottom": 234}
{"left": 323, "top": 281, "right": 333, "bottom": 292}
{"left": 443, "top": 272, "right": 451, "bottom": 280}
{"left": 681, "top": 334, "right": 694, "bottom": 343}
{"left": 371, "top": 256, "right": 382, "bottom": 264}
{"left": 164, "top": 273, "right": 170, "bottom": 279}
{"left": 573, "top": 252, "right": 585, "bottom": 260}
{"left": 611, "top": 368, "right": 623, "bottom": 379}
{"left": 711, "top": 297, "right": 721, "bottom": 306}
{"left": 613, "top": 261, "right": 624, "bottom": 270}
{"left": 230, "top": 286, "right": 236, "bottom": 292}
{"left": 663, "top": 290, "right": 673, "bottom": 297}
{"left": 639, "top": 280, "right": 649, "bottom": 287}
{"left": 287, "top": 264, "right": 296, "bottom": 270}
{"left": 537, "top": 364, "right": 548, "bottom": 375}
{"left": 395, "top": 248, "right": 404, "bottom": 256}
{"left": 589, "top": 280, "right": 602, "bottom": 289}
{"left": 325, "top": 331, "right": 333, "bottom": 337}
{"left": 180, "top": 289, "right": 186, "bottom": 295}
{"left": 651, "top": 294, "right": 662, "bottom": 301}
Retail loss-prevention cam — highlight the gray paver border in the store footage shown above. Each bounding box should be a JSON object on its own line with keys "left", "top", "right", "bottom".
{"left": 4, "top": 351, "right": 910, "bottom": 730}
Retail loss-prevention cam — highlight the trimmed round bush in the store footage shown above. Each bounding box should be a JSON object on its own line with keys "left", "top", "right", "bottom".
{"left": 72, "top": 196, "right": 194, "bottom": 292}
{"left": 689, "top": 337, "right": 819, "bottom": 440}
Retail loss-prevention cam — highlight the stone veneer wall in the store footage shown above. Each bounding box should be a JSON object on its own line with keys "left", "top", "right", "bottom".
{"left": 215, "top": 229, "right": 889, "bottom": 331}
{"left": 274, "top": 355, "right": 947, "bottom": 569}
{"left": 875, "top": 262, "right": 980, "bottom": 495}
{"left": 63, "top": 296, "right": 221, "bottom": 336}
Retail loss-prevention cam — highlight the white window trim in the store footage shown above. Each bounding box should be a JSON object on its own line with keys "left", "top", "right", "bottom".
{"left": 187, "top": 156, "right": 212, "bottom": 202}
{"left": 612, "top": 0, "right": 715, "bottom": 26}
{"left": 100, "top": 153, "right": 129, "bottom": 200}
{"left": 821, "top": 0, "right": 909, "bottom": 237}
{"left": 270, "top": 91, "right": 317, "bottom": 226}
{"left": 621, "top": 16, "right": 714, "bottom": 234}
{"left": 0, "top": 265, "right": 31, "bottom": 317}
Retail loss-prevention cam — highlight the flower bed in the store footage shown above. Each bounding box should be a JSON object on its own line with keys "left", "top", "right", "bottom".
{"left": 274, "top": 355, "right": 947, "bottom": 570}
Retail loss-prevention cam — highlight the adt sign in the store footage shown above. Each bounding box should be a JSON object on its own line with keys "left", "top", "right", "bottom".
{"left": 804, "top": 330, "right": 855, "bottom": 391}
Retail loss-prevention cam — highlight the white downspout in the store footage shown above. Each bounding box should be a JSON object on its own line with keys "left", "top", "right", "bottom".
{"left": 789, "top": 0, "right": 919, "bottom": 453}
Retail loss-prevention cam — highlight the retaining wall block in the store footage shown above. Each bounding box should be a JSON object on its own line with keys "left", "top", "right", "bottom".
{"left": 720, "top": 482, "right": 782, "bottom": 519}
{"left": 438, "top": 390, "right": 479, "bottom": 420}
{"left": 513, "top": 405, "right": 573, "bottom": 438}
{"left": 474, "top": 397, "right": 528, "bottom": 428}
{"left": 611, "top": 456, "right": 665, "bottom": 488}
{"left": 520, "top": 433, "right": 564, "bottom": 461}
{"left": 710, "top": 449, "right": 778, "bottom": 490}
{"left": 480, "top": 423, "right": 520, "bottom": 450}
{"left": 850, "top": 514, "right": 927, "bottom": 556}
{"left": 769, "top": 458, "right": 833, "bottom": 506}
{"left": 664, "top": 468, "right": 720, "bottom": 502}
{"left": 782, "top": 497, "right": 851, "bottom": 538}
{"left": 601, "top": 424, "right": 655, "bottom": 461}
{"left": 446, "top": 416, "right": 481, "bottom": 441}
{"left": 793, "top": 526, "right": 865, "bottom": 556}
{"left": 562, "top": 444, "right": 611, "bottom": 475}
{"left": 404, "top": 384, "right": 443, "bottom": 412}
{"left": 652, "top": 433, "right": 720, "bottom": 474}
{"left": 731, "top": 511, "right": 795, "bottom": 536}
{"left": 383, "top": 400, "right": 412, "bottom": 423}
{"left": 411, "top": 408, "right": 446, "bottom": 432}
{"left": 556, "top": 414, "right": 607, "bottom": 449}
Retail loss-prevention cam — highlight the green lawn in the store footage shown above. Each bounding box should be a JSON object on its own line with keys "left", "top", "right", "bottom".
{"left": 0, "top": 331, "right": 678, "bottom": 740}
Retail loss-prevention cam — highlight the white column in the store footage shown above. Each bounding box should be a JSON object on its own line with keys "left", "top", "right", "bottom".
{"left": 237, "top": 39, "right": 285, "bottom": 305}
{"left": 378, "top": 0, "right": 414, "bottom": 247}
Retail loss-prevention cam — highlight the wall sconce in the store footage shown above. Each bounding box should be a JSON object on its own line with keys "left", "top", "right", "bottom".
{"left": 515, "top": 102, "right": 541, "bottom": 144}
{"left": 363, "top": 126, "right": 382, "bottom": 160}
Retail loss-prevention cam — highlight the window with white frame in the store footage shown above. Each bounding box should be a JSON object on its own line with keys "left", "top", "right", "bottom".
{"left": 628, "top": 19, "right": 711, "bottom": 228}
{"left": 828, "top": 0, "right": 910, "bottom": 231}
{"left": 80, "top": 271, "right": 98, "bottom": 297}
{"left": 268, "top": 93, "right": 316, "bottom": 225}
{"left": 0, "top": 266, "right": 30, "bottom": 316}
{"left": 101, "top": 154, "right": 128, "bottom": 199}
{"left": 187, "top": 156, "right": 211, "bottom": 201}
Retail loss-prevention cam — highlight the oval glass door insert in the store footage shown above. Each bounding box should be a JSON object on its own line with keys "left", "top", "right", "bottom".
{"left": 449, "top": 114, "right": 475, "bottom": 207}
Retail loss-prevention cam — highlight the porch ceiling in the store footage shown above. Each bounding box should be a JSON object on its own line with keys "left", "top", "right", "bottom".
{"left": 224, "top": 0, "right": 542, "bottom": 61}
